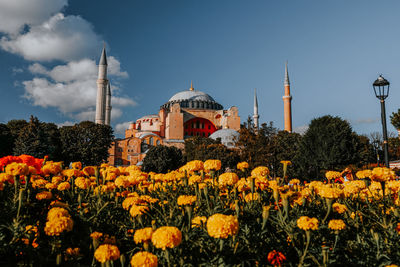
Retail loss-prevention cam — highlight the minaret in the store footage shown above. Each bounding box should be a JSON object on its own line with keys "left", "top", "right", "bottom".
{"left": 189, "top": 80, "right": 194, "bottom": 91}
{"left": 283, "top": 61, "right": 292, "bottom": 132}
{"left": 253, "top": 88, "right": 259, "bottom": 130}
{"left": 95, "top": 45, "right": 108, "bottom": 124}
{"left": 105, "top": 82, "right": 112, "bottom": 126}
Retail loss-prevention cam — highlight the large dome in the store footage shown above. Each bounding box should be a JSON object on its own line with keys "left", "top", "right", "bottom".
{"left": 161, "top": 89, "right": 223, "bottom": 110}
{"left": 209, "top": 129, "right": 239, "bottom": 148}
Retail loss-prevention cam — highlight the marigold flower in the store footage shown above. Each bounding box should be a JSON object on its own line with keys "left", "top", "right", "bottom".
{"left": 185, "top": 160, "right": 204, "bottom": 172}
{"left": 75, "top": 177, "right": 91, "bottom": 190}
{"left": 71, "top": 162, "right": 82, "bottom": 170}
{"left": 0, "top": 173, "right": 13, "bottom": 183}
{"left": 151, "top": 226, "right": 182, "bottom": 250}
{"left": 267, "top": 250, "right": 286, "bottom": 266}
{"left": 332, "top": 203, "right": 347, "bottom": 214}
{"left": 42, "top": 162, "right": 62, "bottom": 176}
{"left": 207, "top": 214, "right": 239, "bottom": 239}
{"left": 90, "top": 231, "right": 103, "bottom": 240}
{"left": 188, "top": 175, "right": 202, "bottom": 185}
{"left": 36, "top": 191, "right": 52, "bottom": 200}
{"left": 44, "top": 215, "right": 73, "bottom": 236}
{"left": 325, "top": 171, "right": 341, "bottom": 180}
{"left": 191, "top": 216, "right": 207, "bottom": 228}
{"left": 57, "top": 181, "right": 71, "bottom": 191}
{"left": 204, "top": 159, "right": 221, "bottom": 171}
{"left": 130, "top": 251, "right": 158, "bottom": 267}
{"left": 134, "top": 227, "right": 154, "bottom": 244}
{"left": 82, "top": 166, "right": 96, "bottom": 176}
{"left": 318, "top": 186, "right": 343, "bottom": 199}
{"left": 94, "top": 244, "right": 120, "bottom": 263}
{"left": 122, "top": 197, "right": 145, "bottom": 210}
{"left": 115, "top": 176, "right": 130, "bottom": 188}
{"left": 370, "top": 167, "right": 395, "bottom": 182}
{"left": 45, "top": 182, "right": 57, "bottom": 190}
{"left": 218, "top": 172, "right": 239, "bottom": 187}
{"left": 62, "top": 169, "right": 82, "bottom": 178}
{"left": 251, "top": 166, "right": 270, "bottom": 177}
{"left": 177, "top": 195, "right": 197, "bottom": 205}
{"left": 297, "top": 216, "right": 319, "bottom": 231}
{"left": 65, "top": 247, "right": 82, "bottom": 260}
{"left": 328, "top": 219, "right": 346, "bottom": 231}
{"left": 5, "top": 162, "right": 29, "bottom": 176}
{"left": 129, "top": 205, "right": 149, "bottom": 217}
{"left": 237, "top": 161, "right": 249, "bottom": 170}
{"left": 244, "top": 192, "right": 260, "bottom": 202}
{"left": 289, "top": 179, "right": 300, "bottom": 185}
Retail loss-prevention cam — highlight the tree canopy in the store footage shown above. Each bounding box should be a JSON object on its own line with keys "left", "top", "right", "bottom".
{"left": 142, "top": 145, "right": 184, "bottom": 173}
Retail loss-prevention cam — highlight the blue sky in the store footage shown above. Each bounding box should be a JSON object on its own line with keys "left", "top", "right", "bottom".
{"left": 1, "top": 0, "right": 400, "bottom": 137}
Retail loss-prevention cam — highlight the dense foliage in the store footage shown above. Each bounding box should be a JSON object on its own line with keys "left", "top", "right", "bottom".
{"left": 142, "top": 145, "right": 184, "bottom": 173}
{"left": 1, "top": 155, "right": 400, "bottom": 266}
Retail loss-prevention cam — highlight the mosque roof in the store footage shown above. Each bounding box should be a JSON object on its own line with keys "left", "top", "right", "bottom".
{"left": 162, "top": 86, "right": 223, "bottom": 111}
{"left": 209, "top": 129, "right": 239, "bottom": 148}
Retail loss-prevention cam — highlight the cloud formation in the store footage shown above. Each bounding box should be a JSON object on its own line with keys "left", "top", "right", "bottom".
{"left": 0, "top": 0, "right": 133, "bottom": 124}
{"left": 115, "top": 121, "right": 134, "bottom": 135}
{"left": 0, "top": 0, "right": 67, "bottom": 34}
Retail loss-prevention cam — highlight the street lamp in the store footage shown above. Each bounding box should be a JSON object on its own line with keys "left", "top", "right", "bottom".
{"left": 373, "top": 75, "right": 390, "bottom": 168}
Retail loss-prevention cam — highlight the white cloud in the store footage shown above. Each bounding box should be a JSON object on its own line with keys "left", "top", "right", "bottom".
{"left": 0, "top": 13, "right": 101, "bottom": 61}
{"left": 0, "top": 0, "right": 67, "bottom": 34}
{"left": 108, "top": 56, "right": 128, "bottom": 78}
{"left": 23, "top": 59, "right": 134, "bottom": 118}
{"left": 57, "top": 121, "right": 75, "bottom": 127}
{"left": 12, "top": 67, "right": 23, "bottom": 74}
{"left": 115, "top": 121, "right": 133, "bottom": 135}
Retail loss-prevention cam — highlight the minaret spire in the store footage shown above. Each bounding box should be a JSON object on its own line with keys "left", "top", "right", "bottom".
{"left": 105, "top": 82, "right": 112, "bottom": 126}
{"left": 283, "top": 61, "right": 292, "bottom": 132}
{"left": 253, "top": 88, "right": 259, "bottom": 130}
{"left": 95, "top": 44, "right": 108, "bottom": 124}
{"left": 190, "top": 80, "right": 194, "bottom": 91}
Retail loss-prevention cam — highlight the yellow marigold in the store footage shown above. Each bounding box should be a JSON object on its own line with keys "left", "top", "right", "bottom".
{"left": 52, "top": 176, "right": 64, "bottom": 184}
{"left": 188, "top": 175, "right": 202, "bottom": 185}
{"left": 332, "top": 203, "right": 347, "bottom": 214}
{"left": 57, "top": 181, "right": 71, "bottom": 191}
{"left": 36, "top": 191, "right": 53, "bottom": 200}
{"left": 32, "top": 178, "right": 49, "bottom": 189}
{"left": 82, "top": 166, "right": 96, "bottom": 176}
{"left": 204, "top": 159, "right": 221, "bottom": 171}
{"left": 280, "top": 160, "right": 292, "bottom": 166}
{"left": 207, "top": 214, "right": 239, "bottom": 239}
{"left": 62, "top": 169, "right": 82, "bottom": 178}
{"left": 130, "top": 251, "right": 158, "bottom": 267}
{"left": 297, "top": 216, "right": 319, "bottom": 231}
{"left": 237, "top": 161, "right": 249, "bottom": 170}
{"left": 134, "top": 227, "right": 154, "bottom": 244}
{"left": 0, "top": 173, "right": 13, "bottom": 183}
{"left": 71, "top": 162, "right": 82, "bottom": 170}
{"left": 151, "top": 226, "right": 182, "bottom": 250}
{"left": 42, "top": 163, "right": 62, "bottom": 176}
{"left": 75, "top": 177, "right": 91, "bottom": 190}
{"left": 191, "top": 216, "right": 207, "bottom": 228}
{"left": 236, "top": 178, "right": 250, "bottom": 192}
{"left": 244, "top": 192, "right": 260, "bottom": 202}
{"left": 177, "top": 195, "right": 197, "bottom": 205}
{"left": 356, "top": 170, "right": 366, "bottom": 179}
{"left": 45, "top": 182, "right": 57, "bottom": 190}
{"left": 122, "top": 197, "right": 145, "bottom": 210}
{"left": 328, "top": 219, "right": 346, "bottom": 231}
{"left": 251, "top": 166, "right": 270, "bottom": 177}
{"left": 65, "top": 247, "right": 82, "bottom": 259}
{"left": 90, "top": 231, "right": 103, "bottom": 240}
{"left": 47, "top": 207, "right": 70, "bottom": 220}
{"left": 94, "top": 244, "right": 120, "bottom": 263}
{"left": 115, "top": 176, "right": 130, "bottom": 188}
{"left": 5, "top": 162, "right": 29, "bottom": 176}
{"left": 371, "top": 167, "right": 395, "bottom": 182}
{"left": 325, "top": 171, "right": 342, "bottom": 180}
{"left": 289, "top": 179, "right": 301, "bottom": 185}
{"left": 218, "top": 172, "right": 239, "bottom": 187}
{"left": 129, "top": 205, "right": 149, "bottom": 217}
{"left": 318, "top": 186, "right": 343, "bottom": 199}
{"left": 140, "top": 195, "right": 159, "bottom": 204}
{"left": 44, "top": 216, "right": 73, "bottom": 236}
{"left": 186, "top": 160, "right": 204, "bottom": 172}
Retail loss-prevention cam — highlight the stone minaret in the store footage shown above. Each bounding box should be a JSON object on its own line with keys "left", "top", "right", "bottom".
{"left": 253, "top": 88, "right": 259, "bottom": 130}
{"left": 95, "top": 45, "right": 108, "bottom": 125}
{"left": 283, "top": 61, "right": 292, "bottom": 132}
{"left": 105, "top": 82, "right": 112, "bottom": 126}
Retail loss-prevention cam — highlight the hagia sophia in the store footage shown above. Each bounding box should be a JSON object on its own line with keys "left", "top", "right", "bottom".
{"left": 94, "top": 47, "right": 292, "bottom": 166}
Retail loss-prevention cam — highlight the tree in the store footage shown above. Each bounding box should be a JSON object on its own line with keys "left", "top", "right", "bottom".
{"left": 13, "top": 116, "right": 62, "bottom": 159}
{"left": 0, "top": 124, "right": 13, "bottom": 157}
{"left": 390, "top": 109, "right": 400, "bottom": 135}
{"left": 184, "top": 136, "right": 240, "bottom": 171}
{"left": 60, "top": 121, "right": 114, "bottom": 166}
{"left": 296, "top": 115, "right": 359, "bottom": 180}
{"left": 142, "top": 145, "right": 184, "bottom": 173}
{"left": 236, "top": 121, "right": 278, "bottom": 171}
{"left": 6, "top": 119, "right": 28, "bottom": 153}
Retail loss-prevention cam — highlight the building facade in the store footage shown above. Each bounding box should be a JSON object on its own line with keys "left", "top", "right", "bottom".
{"left": 107, "top": 83, "right": 241, "bottom": 166}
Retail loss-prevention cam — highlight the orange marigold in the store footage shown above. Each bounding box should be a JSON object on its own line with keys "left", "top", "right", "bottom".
{"left": 5, "top": 162, "right": 29, "bottom": 176}
{"left": 332, "top": 203, "right": 347, "bottom": 214}
{"left": 151, "top": 226, "right": 182, "bottom": 250}
{"left": 177, "top": 195, "right": 197, "bottom": 206}
{"left": 191, "top": 216, "right": 207, "bottom": 228}
{"left": 297, "top": 216, "right": 319, "bottom": 231}
{"left": 36, "top": 191, "right": 52, "bottom": 200}
{"left": 207, "top": 214, "right": 239, "bottom": 239}
{"left": 370, "top": 167, "right": 395, "bottom": 182}
{"left": 57, "top": 182, "right": 71, "bottom": 191}
{"left": 328, "top": 219, "right": 346, "bottom": 231}
{"left": 204, "top": 159, "right": 221, "bottom": 171}
{"left": 251, "top": 166, "right": 270, "bottom": 177}
{"left": 218, "top": 172, "right": 239, "bottom": 187}
{"left": 134, "top": 227, "right": 154, "bottom": 244}
{"left": 129, "top": 205, "right": 149, "bottom": 217}
{"left": 130, "top": 251, "right": 158, "bottom": 267}
{"left": 237, "top": 161, "right": 249, "bottom": 170}
{"left": 94, "top": 244, "right": 120, "bottom": 263}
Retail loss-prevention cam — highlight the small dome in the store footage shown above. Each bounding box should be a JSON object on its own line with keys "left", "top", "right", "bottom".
{"left": 209, "top": 129, "right": 239, "bottom": 148}
{"left": 162, "top": 89, "right": 223, "bottom": 110}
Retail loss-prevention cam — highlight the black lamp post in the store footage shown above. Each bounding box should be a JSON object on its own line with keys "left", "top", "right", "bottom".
{"left": 373, "top": 75, "right": 390, "bottom": 168}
